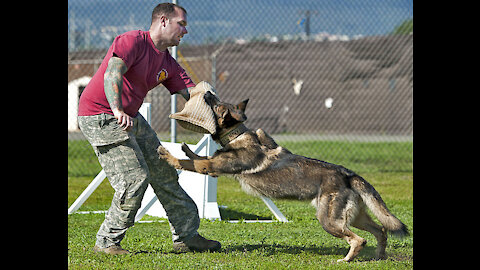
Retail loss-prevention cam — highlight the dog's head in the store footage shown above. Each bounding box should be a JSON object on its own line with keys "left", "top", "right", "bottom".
{"left": 204, "top": 91, "right": 249, "bottom": 131}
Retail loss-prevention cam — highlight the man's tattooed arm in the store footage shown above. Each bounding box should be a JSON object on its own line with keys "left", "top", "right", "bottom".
{"left": 104, "top": 56, "right": 132, "bottom": 130}
{"left": 104, "top": 56, "right": 127, "bottom": 112}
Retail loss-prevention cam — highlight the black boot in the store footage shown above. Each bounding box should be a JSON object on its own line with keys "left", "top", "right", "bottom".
{"left": 173, "top": 234, "right": 221, "bottom": 253}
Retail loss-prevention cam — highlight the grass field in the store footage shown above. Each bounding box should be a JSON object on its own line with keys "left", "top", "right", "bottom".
{"left": 68, "top": 140, "right": 413, "bottom": 269}
{"left": 68, "top": 139, "right": 412, "bottom": 177}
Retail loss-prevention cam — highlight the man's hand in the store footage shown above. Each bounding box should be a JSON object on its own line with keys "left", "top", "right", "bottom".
{"left": 176, "top": 87, "right": 194, "bottom": 101}
{"left": 112, "top": 108, "right": 133, "bottom": 131}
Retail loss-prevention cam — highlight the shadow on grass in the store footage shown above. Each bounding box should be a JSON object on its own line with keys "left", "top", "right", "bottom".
{"left": 222, "top": 243, "right": 388, "bottom": 261}
{"left": 130, "top": 244, "right": 352, "bottom": 256}
{"left": 223, "top": 243, "right": 350, "bottom": 256}
{"left": 219, "top": 207, "right": 271, "bottom": 220}
{"left": 130, "top": 244, "right": 406, "bottom": 262}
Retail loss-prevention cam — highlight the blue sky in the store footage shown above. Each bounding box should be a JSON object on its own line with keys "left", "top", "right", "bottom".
{"left": 68, "top": 0, "right": 413, "bottom": 48}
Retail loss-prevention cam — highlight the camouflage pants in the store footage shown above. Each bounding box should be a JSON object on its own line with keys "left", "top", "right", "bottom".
{"left": 78, "top": 113, "right": 200, "bottom": 248}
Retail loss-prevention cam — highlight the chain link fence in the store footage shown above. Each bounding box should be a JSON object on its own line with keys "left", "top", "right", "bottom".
{"left": 68, "top": 0, "right": 413, "bottom": 177}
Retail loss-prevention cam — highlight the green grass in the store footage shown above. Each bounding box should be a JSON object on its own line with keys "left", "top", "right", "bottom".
{"left": 279, "top": 140, "right": 412, "bottom": 173}
{"left": 68, "top": 139, "right": 412, "bottom": 176}
{"left": 68, "top": 173, "right": 412, "bottom": 269}
{"left": 68, "top": 140, "right": 103, "bottom": 177}
{"left": 68, "top": 139, "right": 412, "bottom": 268}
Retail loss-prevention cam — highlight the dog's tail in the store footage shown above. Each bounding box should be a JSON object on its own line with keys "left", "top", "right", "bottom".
{"left": 350, "top": 175, "right": 409, "bottom": 237}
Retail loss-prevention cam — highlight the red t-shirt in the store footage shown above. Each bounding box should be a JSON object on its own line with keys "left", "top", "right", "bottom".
{"left": 78, "top": 30, "right": 195, "bottom": 117}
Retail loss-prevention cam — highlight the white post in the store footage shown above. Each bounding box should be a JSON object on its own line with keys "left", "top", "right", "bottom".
{"left": 170, "top": 95, "right": 177, "bottom": 143}
{"left": 202, "top": 135, "right": 221, "bottom": 219}
{"left": 138, "top": 103, "right": 151, "bottom": 123}
{"left": 170, "top": 0, "right": 178, "bottom": 143}
{"left": 260, "top": 196, "right": 289, "bottom": 222}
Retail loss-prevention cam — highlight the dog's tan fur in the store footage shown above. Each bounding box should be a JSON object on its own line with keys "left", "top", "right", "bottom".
{"left": 158, "top": 92, "right": 408, "bottom": 262}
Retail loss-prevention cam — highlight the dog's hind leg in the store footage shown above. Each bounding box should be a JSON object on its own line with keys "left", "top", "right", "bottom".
{"left": 337, "top": 230, "right": 367, "bottom": 263}
{"left": 351, "top": 208, "right": 387, "bottom": 260}
{"left": 315, "top": 193, "right": 367, "bottom": 262}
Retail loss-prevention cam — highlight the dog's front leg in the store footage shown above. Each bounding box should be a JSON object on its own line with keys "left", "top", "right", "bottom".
{"left": 157, "top": 146, "right": 218, "bottom": 177}
{"left": 181, "top": 142, "right": 208, "bottom": 160}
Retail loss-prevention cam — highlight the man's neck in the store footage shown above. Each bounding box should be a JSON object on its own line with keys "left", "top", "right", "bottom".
{"left": 149, "top": 29, "right": 168, "bottom": 52}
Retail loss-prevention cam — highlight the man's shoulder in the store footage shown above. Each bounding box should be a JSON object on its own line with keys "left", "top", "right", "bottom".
{"left": 118, "top": 30, "right": 147, "bottom": 40}
{"left": 111, "top": 30, "right": 149, "bottom": 57}
{"left": 120, "top": 30, "right": 145, "bottom": 37}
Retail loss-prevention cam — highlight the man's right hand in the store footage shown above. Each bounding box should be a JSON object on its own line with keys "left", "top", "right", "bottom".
{"left": 112, "top": 108, "right": 133, "bottom": 131}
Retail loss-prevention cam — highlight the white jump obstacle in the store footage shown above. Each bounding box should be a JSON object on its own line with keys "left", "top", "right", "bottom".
{"left": 135, "top": 134, "right": 221, "bottom": 221}
{"left": 68, "top": 103, "right": 288, "bottom": 223}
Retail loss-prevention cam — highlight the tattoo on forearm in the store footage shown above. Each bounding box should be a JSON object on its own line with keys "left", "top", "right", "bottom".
{"left": 104, "top": 57, "right": 128, "bottom": 111}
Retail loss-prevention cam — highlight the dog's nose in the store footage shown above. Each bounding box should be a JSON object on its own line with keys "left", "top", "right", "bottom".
{"left": 204, "top": 91, "right": 217, "bottom": 105}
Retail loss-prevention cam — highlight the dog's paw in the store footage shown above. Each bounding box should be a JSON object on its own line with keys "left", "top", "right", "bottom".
{"left": 157, "top": 145, "right": 171, "bottom": 159}
{"left": 157, "top": 145, "right": 179, "bottom": 168}
{"left": 208, "top": 172, "right": 219, "bottom": 178}
{"left": 181, "top": 142, "right": 190, "bottom": 154}
{"left": 181, "top": 142, "right": 201, "bottom": 160}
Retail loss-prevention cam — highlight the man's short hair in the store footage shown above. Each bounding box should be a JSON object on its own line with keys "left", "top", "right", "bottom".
{"left": 151, "top": 2, "right": 187, "bottom": 25}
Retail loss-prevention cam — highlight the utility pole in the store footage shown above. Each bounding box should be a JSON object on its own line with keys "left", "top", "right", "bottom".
{"left": 69, "top": 11, "right": 76, "bottom": 51}
{"left": 305, "top": 10, "right": 311, "bottom": 37}
{"left": 298, "top": 9, "right": 318, "bottom": 39}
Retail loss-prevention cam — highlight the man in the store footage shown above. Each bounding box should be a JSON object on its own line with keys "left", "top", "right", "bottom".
{"left": 77, "top": 2, "right": 221, "bottom": 255}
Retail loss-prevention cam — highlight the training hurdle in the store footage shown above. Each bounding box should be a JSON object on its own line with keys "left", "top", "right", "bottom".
{"left": 68, "top": 103, "right": 288, "bottom": 222}
{"left": 134, "top": 134, "right": 221, "bottom": 221}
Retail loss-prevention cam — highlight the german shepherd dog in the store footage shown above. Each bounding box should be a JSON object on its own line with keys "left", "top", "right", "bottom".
{"left": 158, "top": 91, "right": 409, "bottom": 262}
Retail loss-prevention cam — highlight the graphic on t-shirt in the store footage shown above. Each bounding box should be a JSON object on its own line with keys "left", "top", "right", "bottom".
{"left": 157, "top": 69, "right": 168, "bottom": 82}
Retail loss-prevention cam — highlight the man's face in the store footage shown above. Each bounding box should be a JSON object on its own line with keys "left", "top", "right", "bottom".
{"left": 162, "top": 7, "right": 188, "bottom": 46}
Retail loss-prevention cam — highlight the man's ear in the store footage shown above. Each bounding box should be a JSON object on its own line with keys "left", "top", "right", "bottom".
{"left": 237, "top": 99, "right": 249, "bottom": 112}
{"left": 160, "top": 16, "right": 168, "bottom": 27}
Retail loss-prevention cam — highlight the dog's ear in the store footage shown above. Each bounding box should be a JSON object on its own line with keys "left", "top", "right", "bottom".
{"left": 230, "top": 99, "right": 248, "bottom": 122}
{"left": 237, "top": 99, "right": 249, "bottom": 112}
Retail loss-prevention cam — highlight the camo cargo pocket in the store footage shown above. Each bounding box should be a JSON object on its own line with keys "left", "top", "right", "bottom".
{"left": 78, "top": 114, "right": 130, "bottom": 147}
{"left": 96, "top": 138, "right": 149, "bottom": 212}
{"left": 116, "top": 168, "right": 148, "bottom": 212}
{"left": 95, "top": 139, "right": 147, "bottom": 176}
